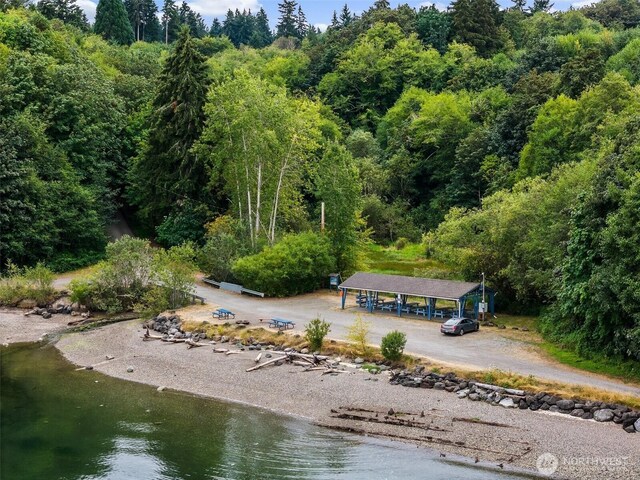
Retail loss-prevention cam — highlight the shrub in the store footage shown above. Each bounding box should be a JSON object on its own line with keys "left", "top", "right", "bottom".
{"left": 197, "top": 216, "right": 250, "bottom": 282}
{"left": 395, "top": 237, "right": 408, "bottom": 250}
{"left": 305, "top": 317, "right": 331, "bottom": 352}
{"left": 380, "top": 330, "right": 407, "bottom": 361}
{"left": 232, "top": 232, "right": 336, "bottom": 297}
{"left": 346, "top": 315, "right": 371, "bottom": 357}
{"left": 0, "top": 262, "right": 55, "bottom": 306}
{"left": 135, "top": 285, "right": 170, "bottom": 320}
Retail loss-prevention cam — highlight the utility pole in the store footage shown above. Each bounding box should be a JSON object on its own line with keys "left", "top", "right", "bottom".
{"left": 481, "top": 272, "right": 486, "bottom": 321}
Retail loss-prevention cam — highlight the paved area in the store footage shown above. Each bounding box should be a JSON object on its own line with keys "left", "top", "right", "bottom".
{"left": 190, "top": 283, "right": 640, "bottom": 396}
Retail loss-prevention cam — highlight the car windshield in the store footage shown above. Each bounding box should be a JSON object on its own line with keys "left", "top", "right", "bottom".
{"left": 443, "top": 319, "right": 459, "bottom": 326}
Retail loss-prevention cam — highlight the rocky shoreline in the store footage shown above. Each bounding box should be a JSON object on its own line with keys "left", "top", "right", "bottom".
{"left": 50, "top": 317, "right": 640, "bottom": 479}
{"left": 391, "top": 369, "right": 640, "bottom": 434}
{"left": 148, "top": 312, "right": 640, "bottom": 435}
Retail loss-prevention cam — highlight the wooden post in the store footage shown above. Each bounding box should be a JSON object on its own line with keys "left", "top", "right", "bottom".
{"left": 321, "top": 202, "right": 325, "bottom": 231}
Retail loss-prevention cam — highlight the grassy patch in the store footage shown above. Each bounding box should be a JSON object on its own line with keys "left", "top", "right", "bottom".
{"left": 540, "top": 343, "right": 640, "bottom": 385}
{"left": 362, "top": 243, "right": 455, "bottom": 277}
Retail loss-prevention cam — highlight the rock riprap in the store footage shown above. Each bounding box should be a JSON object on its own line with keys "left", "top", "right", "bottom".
{"left": 390, "top": 369, "right": 639, "bottom": 434}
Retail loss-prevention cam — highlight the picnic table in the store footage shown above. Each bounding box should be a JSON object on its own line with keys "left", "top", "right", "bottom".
{"left": 401, "top": 302, "right": 419, "bottom": 313}
{"left": 212, "top": 308, "right": 235, "bottom": 320}
{"left": 268, "top": 318, "right": 295, "bottom": 331}
{"left": 378, "top": 301, "right": 395, "bottom": 311}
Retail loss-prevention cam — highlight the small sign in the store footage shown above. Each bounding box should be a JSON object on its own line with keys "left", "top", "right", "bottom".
{"left": 479, "top": 302, "right": 488, "bottom": 313}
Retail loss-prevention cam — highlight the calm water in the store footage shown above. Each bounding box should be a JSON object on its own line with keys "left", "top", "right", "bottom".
{"left": 1, "top": 343, "right": 534, "bottom": 480}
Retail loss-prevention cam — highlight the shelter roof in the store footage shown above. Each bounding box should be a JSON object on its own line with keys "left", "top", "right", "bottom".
{"left": 339, "top": 272, "right": 481, "bottom": 300}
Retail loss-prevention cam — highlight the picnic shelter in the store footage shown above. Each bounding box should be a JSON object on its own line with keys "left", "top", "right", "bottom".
{"left": 338, "top": 272, "right": 494, "bottom": 320}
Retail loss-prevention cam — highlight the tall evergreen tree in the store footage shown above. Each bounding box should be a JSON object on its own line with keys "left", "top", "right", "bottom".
{"left": 339, "top": 4, "right": 353, "bottom": 26}
{"left": 531, "top": 0, "right": 553, "bottom": 13}
{"left": 141, "top": 0, "right": 161, "bottom": 42}
{"left": 124, "top": 0, "right": 158, "bottom": 41}
{"left": 210, "top": 18, "right": 222, "bottom": 37}
{"left": 416, "top": 5, "right": 451, "bottom": 53}
{"left": 451, "top": 0, "right": 502, "bottom": 57}
{"left": 250, "top": 8, "right": 273, "bottom": 48}
{"left": 128, "top": 26, "right": 210, "bottom": 224}
{"left": 94, "top": 0, "right": 135, "bottom": 45}
{"left": 296, "top": 5, "right": 308, "bottom": 38}
{"left": 276, "top": 0, "right": 298, "bottom": 38}
{"left": 373, "top": 0, "right": 391, "bottom": 9}
{"left": 161, "top": 0, "right": 179, "bottom": 43}
{"left": 37, "top": 0, "right": 89, "bottom": 30}
{"left": 329, "top": 10, "right": 340, "bottom": 29}
{"left": 511, "top": 0, "right": 528, "bottom": 10}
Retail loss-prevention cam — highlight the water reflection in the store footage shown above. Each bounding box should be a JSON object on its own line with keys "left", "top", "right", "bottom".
{"left": 1, "top": 344, "right": 534, "bottom": 480}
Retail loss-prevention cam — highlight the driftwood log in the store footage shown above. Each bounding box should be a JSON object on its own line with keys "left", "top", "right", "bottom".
{"left": 246, "top": 352, "right": 335, "bottom": 373}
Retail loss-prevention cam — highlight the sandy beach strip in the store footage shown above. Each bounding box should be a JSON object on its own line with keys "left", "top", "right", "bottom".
{"left": 45, "top": 319, "right": 639, "bottom": 480}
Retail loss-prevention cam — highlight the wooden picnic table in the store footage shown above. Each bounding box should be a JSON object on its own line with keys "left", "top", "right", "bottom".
{"left": 268, "top": 318, "right": 295, "bottom": 331}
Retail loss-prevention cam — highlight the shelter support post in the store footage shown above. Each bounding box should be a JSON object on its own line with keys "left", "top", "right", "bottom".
{"left": 341, "top": 289, "right": 347, "bottom": 309}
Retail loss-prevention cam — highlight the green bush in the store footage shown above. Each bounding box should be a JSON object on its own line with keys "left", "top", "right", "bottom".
{"left": 395, "top": 237, "right": 409, "bottom": 250}
{"left": 135, "top": 285, "right": 170, "bottom": 320}
{"left": 380, "top": 330, "right": 407, "bottom": 361}
{"left": 197, "top": 216, "right": 250, "bottom": 282}
{"left": 304, "top": 317, "right": 331, "bottom": 352}
{"left": 347, "top": 315, "right": 372, "bottom": 357}
{"left": 232, "top": 232, "right": 336, "bottom": 297}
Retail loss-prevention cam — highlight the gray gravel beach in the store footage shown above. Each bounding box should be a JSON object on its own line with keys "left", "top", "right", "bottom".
{"left": 50, "top": 319, "right": 640, "bottom": 480}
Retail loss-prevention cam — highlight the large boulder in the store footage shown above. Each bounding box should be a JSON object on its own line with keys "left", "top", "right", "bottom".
{"left": 556, "top": 399, "right": 575, "bottom": 411}
{"left": 635, "top": 418, "right": 640, "bottom": 432}
{"left": 594, "top": 409, "right": 614, "bottom": 422}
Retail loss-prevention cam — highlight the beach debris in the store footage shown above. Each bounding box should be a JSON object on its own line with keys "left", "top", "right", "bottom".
{"left": 213, "top": 348, "right": 229, "bottom": 353}
{"left": 157, "top": 386, "right": 166, "bottom": 392}
{"left": 246, "top": 351, "right": 338, "bottom": 374}
{"left": 126, "top": 366, "right": 134, "bottom": 373}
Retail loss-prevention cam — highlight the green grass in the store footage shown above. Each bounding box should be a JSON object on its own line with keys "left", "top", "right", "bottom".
{"left": 491, "top": 314, "right": 640, "bottom": 384}
{"left": 361, "top": 243, "right": 456, "bottom": 277}
{"left": 541, "top": 342, "right": 640, "bottom": 385}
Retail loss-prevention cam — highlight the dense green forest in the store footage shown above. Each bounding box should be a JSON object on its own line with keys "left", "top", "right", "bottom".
{"left": 1, "top": 0, "right": 640, "bottom": 362}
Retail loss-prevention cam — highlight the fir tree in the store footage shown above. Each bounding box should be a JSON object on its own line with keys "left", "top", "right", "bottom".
{"left": 94, "top": 0, "right": 134, "bottom": 45}
{"left": 296, "top": 5, "right": 308, "bottom": 38}
{"left": 373, "top": 0, "right": 391, "bottom": 9}
{"left": 531, "top": 0, "right": 553, "bottom": 13}
{"left": 339, "top": 4, "right": 353, "bottom": 26}
{"left": 451, "top": 0, "right": 502, "bottom": 57}
{"left": 161, "top": 0, "right": 179, "bottom": 43}
{"left": 209, "top": 18, "right": 222, "bottom": 37}
{"left": 37, "top": 0, "right": 89, "bottom": 30}
{"left": 511, "top": 0, "right": 527, "bottom": 11}
{"left": 250, "top": 8, "right": 273, "bottom": 48}
{"left": 276, "top": 0, "right": 298, "bottom": 38}
{"left": 124, "top": 0, "right": 158, "bottom": 41}
{"left": 329, "top": 10, "right": 340, "bottom": 29}
{"left": 129, "top": 26, "right": 210, "bottom": 223}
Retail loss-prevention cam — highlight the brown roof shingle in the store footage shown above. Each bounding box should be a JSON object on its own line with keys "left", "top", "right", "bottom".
{"left": 339, "top": 272, "right": 480, "bottom": 300}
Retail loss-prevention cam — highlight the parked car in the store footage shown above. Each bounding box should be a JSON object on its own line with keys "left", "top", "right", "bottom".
{"left": 440, "top": 318, "right": 479, "bottom": 336}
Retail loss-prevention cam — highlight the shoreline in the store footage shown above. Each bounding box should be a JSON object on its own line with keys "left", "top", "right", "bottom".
{"left": 49, "top": 318, "right": 639, "bottom": 480}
